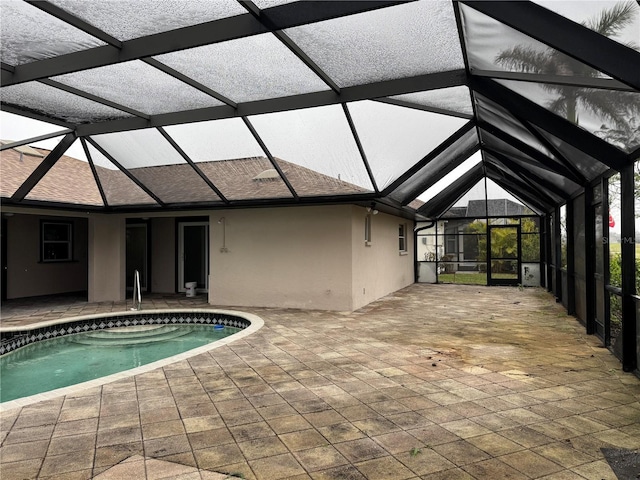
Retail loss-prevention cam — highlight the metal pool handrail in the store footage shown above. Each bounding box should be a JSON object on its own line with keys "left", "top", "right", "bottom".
{"left": 131, "top": 269, "right": 142, "bottom": 311}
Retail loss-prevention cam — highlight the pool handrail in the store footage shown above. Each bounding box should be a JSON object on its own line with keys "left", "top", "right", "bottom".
{"left": 131, "top": 269, "right": 142, "bottom": 311}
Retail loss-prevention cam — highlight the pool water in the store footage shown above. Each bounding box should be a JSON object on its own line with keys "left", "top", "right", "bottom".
{"left": 0, "top": 324, "right": 239, "bottom": 402}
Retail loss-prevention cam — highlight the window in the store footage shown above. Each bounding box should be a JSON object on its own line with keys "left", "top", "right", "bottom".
{"left": 41, "top": 221, "right": 72, "bottom": 262}
{"left": 445, "top": 234, "right": 457, "bottom": 254}
{"left": 365, "top": 214, "right": 372, "bottom": 245}
{"left": 399, "top": 223, "right": 407, "bottom": 253}
{"left": 444, "top": 226, "right": 458, "bottom": 255}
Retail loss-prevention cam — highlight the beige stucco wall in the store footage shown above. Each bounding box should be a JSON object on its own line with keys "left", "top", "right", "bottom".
{"left": 3, "top": 206, "right": 416, "bottom": 309}
{"left": 88, "top": 215, "right": 125, "bottom": 302}
{"left": 5, "top": 213, "right": 88, "bottom": 299}
{"left": 208, "top": 206, "right": 354, "bottom": 311}
{"left": 350, "top": 207, "right": 415, "bottom": 311}
{"left": 150, "top": 217, "right": 176, "bottom": 293}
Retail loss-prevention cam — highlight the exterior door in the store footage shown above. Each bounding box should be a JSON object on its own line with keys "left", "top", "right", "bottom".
{"left": 126, "top": 223, "right": 148, "bottom": 292}
{"left": 178, "top": 222, "right": 209, "bottom": 293}
{"left": 488, "top": 225, "right": 521, "bottom": 286}
{"left": 1, "top": 218, "right": 7, "bottom": 301}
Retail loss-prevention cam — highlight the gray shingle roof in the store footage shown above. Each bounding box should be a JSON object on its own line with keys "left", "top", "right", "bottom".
{"left": 1, "top": 146, "right": 370, "bottom": 206}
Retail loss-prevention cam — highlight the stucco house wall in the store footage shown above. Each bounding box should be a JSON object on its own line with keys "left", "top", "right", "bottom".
{"left": 3, "top": 205, "right": 416, "bottom": 311}
{"left": 88, "top": 215, "right": 125, "bottom": 303}
{"left": 351, "top": 207, "right": 415, "bottom": 311}
{"left": 208, "top": 205, "right": 354, "bottom": 311}
{"left": 4, "top": 212, "right": 88, "bottom": 299}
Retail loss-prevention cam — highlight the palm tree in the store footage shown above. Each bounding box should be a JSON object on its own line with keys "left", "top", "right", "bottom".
{"left": 495, "top": 1, "right": 639, "bottom": 147}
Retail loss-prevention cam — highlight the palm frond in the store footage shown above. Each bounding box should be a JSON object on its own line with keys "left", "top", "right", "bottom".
{"left": 578, "top": 89, "right": 640, "bottom": 129}
{"left": 595, "top": 117, "right": 640, "bottom": 149}
{"left": 546, "top": 96, "right": 568, "bottom": 117}
{"left": 583, "top": 1, "right": 637, "bottom": 37}
{"left": 495, "top": 46, "right": 551, "bottom": 73}
{"left": 494, "top": 0, "right": 639, "bottom": 146}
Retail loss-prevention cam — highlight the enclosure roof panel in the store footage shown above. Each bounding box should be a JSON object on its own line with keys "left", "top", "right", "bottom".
{"left": 154, "top": 33, "right": 331, "bottom": 104}
{"left": 1, "top": 0, "right": 638, "bottom": 217}
{"left": 47, "top": 0, "right": 247, "bottom": 41}
{"left": 0, "top": 0, "right": 106, "bottom": 66}
{"left": 284, "top": 1, "right": 464, "bottom": 88}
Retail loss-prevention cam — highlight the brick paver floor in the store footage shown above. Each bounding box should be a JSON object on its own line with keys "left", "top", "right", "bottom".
{"left": 1, "top": 284, "right": 639, "bottom": 479}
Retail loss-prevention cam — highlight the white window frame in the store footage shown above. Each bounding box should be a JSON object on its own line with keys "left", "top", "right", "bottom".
{"left": 41, "top": 221, "right": 72, "bottom": 262}
{"left": 399, "top": 223, "right": 407, "bottom": 254}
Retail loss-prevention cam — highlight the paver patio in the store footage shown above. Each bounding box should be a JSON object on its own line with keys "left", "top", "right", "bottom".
{"left": 1, "top": 284, "right": 639, "bottom": 479}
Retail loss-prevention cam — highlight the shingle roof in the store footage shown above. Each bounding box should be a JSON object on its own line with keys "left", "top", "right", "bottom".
{"left": 0, "top": 146, "right": 370, "bottom": 207}
{"left": 466, "top": 199, "right": 532, "bottom": 217}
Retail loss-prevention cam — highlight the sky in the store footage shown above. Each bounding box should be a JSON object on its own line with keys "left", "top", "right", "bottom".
{"left": 0, "top": 111, "right": 87, "bottom": 160}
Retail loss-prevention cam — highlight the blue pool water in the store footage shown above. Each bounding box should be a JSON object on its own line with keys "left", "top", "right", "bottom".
{"left": 0, "top": 324, "right": 239, "bottom": 402}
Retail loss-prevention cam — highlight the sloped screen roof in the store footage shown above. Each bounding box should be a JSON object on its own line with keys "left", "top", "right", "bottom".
{"left": 1, "top": 0, "right": 638, "bottom": 218}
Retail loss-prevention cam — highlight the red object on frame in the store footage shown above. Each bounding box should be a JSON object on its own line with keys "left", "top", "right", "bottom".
{"left": 609, "top": 213, "right": 615, "bottom": 228}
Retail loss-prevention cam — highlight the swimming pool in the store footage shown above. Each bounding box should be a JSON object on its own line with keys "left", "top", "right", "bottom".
{"left": 0, "top": 309, "right": 263, "bottom": 408}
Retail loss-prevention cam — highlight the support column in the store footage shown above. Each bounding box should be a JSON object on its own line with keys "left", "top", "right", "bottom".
{"left": 545, "top": 214, "right": 552, "bottom": 292}
{"left": 603, "top": 177, "right": 611, "bottom": 345}
{"left": 566, "top": 201, "right": 575, "bottom": 315}
{"left": 585, "top": 187, "right": 596, "bottom": 335}
{"left": 88, "top": 215, "right": 125, "bottom": 303}
{"left": 554, "top": 208, "right": 563, "bottom": 302}
{"left": 620, "top": 164, "right": 637, "bottom": 371}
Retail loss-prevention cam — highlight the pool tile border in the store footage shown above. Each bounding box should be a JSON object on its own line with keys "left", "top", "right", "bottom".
{"left": 0, "top": 309, "right": 264, "bottom": 411}
{"left": 0, "top": 309, "right": 250, "bottom": 355}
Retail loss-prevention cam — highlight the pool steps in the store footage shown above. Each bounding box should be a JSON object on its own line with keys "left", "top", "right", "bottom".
{"left": 69, "top": 325, "right": 196, "bottom": 346}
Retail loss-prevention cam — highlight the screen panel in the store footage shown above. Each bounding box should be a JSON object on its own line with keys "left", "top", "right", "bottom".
{"left": 85, "top": 143, "right": 158, "bottom": 206}
{"left": 1, "top": 0, "right": 105, "bottom": 66}
{"left": 155, "top": 33, "right": 329, "bottom": 103}
{"left": 249, "top": 104, "right": 374, "bottom": 195}
{"left": 165, "top": 118, "right": 293, "bottom": 200}
{"left": 49, "top": 0, "right": 246, "bottom": 41}
{"left": 390, "top": 126, "right": 479, "bottom": 205}
{"left": 285, "top": 1, "right": 464, "bottom": 87}
{"left": 531, "top": 125, "right": 610, "bottom": 181}
{"left": 495, "top": 79, "right": 640, "bottom": 153}
{"left": 389, "top": 86, "right": 474, "bottom": 116}
{"left": 532, "top": 1, "right": 640, "bottom": 53}
{"left": 165, "top": 118, "right": 265, "bottom": 162}
{"left": 91, "top": 129, "right": 221, "bottom": 203}
{"left": 459, "top": 3, "right": 614, "bottom": 79}
{"left": 52, "top": 61, "right": 223, "bottom": 115}
{"left": 0, "top": 143, "right": 48, "bottom": 198}
{"left": 418, "top": 153, "right": 483, "bottom": 204}
{"left": 349, "top": 101, "right": 468, "bottom": 190}
{"left": 26, "top": 146, "right": 104, "bottom": 206}
{"left": 1, "top": 82, "right": 133, "bottom": 124}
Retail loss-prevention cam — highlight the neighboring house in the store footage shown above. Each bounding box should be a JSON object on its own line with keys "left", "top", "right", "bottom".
{"left": 415, "top": 198, "right": 539, "bottom": 284}
{"left": 0, "top": 145, "right": 414, "bottom": 311}
{"left": 416, "top": 198, "right": 533, "bottom": 262}
{"left": 441, "top": 199, "right": 533, "bottom": 270}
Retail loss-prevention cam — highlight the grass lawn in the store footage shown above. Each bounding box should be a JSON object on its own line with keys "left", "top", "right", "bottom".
{"left": 439, "top": 273, "right": 487, "bottom": 285}
{"left": 439, "top": 272, "right": 519, "bottom": 285}
{"left": 608, "top": 242, "right": 640, "bottom": 256}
